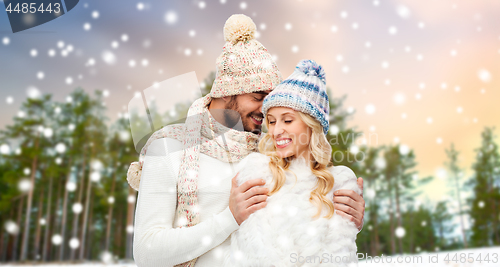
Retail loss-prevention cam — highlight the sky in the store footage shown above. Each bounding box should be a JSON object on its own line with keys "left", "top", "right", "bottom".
{"left": 1, "top": 0, "right": 499, "bottom": 207}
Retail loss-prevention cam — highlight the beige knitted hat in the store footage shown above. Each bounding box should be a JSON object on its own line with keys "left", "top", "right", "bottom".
{"left": 210, "top": 14, "right": 282, "bottom": 98}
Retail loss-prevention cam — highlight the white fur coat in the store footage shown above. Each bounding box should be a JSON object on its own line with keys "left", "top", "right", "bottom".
{"left": 224, "top": 152, "right": 360, "bottom": 267}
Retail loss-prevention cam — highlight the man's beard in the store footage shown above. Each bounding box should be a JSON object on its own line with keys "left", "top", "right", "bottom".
{"left": 224, "top": 97, "right": 262, "bottom": 134}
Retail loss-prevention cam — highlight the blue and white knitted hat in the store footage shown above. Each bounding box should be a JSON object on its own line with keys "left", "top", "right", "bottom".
{"left": 262, "top": 59, "right": 330, "bottom": 135}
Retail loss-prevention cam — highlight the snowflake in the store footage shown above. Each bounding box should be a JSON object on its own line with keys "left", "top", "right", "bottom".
{"left": 397, "top": 5, "right": 411, "bottom": 19}
{"left": 393, "top": 93, "right": 405, "bottom": 105}
{"left": 55, "top": 143, "right": 66, "bottom": 153}
{"left": 365, "top": 104, "right": 375, "bottom": 114}
{"left": 388, "top": 26, "right": 397, "bottom": 35}
{"left": 477, "top": 69, "right": 491, "bottom": 83}
{"left": 329, "top": 125, "right": 339, "bottom": 135}
{"left": 436, "top": 168, "right": 447, "bottom": 179}
{"left": 350, "top": 145, "right": 359, "bottom": 154}
{"left": 284, "top": 23, "right": 292, "bottom": 31}
{"left": 239, "top": 2, "right": 247, "bottom": 10}
{"left": 69, "top": 238, "right": 80, "bottom": 249}
{"left": 43, "top": 128, "right": 53, "bottom": 138}
{"left": 121, "top": 34, "right": 129, "bottom": 42}
{"left": 72, "top": 203, "right": 83, "bottom": 214}
{"left": 5, "top": 220, "right": 19, "bottom": 235}
{"left": 66, "top": 181, "right": 77, "bottom": 192}
{"left": 18, "top": 178, "right": 31, "bottom": 192}
{"left": 37, "top": 71, "right": 45, "bottom": 79}
{"left": 65, "top": 77, "right": 73, "bottom": 85}
{"left": 2, "top": 37, "right": 10, "bottom": 45}
{"left": 102, "top": 50, "right": 116, "bottom": 65}
{"left": 366, "top": 189, "right": 376, "bottom": 199}
{"left": 6, "top": 96, "right": 14, "bottom": 104}
{"left": 27, "top": 86, "right": 41, "bottom": 99}
{"left": 165, "top": 11, "right": 178, "bottom": 25}
{"left": 395, "top": 226, "right": 406, "bottom": 238}
{"left": 92, "top": 10, "right": 99, "bottom": 19}
{"left": 399, "top": 144, "right": 410, "bottom": 155}
{"left": 83, "top": 22, "right": 91, "bottom": 31}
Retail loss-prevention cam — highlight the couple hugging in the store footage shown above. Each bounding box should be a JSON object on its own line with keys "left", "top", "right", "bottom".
{"left": 127, "top": 14, "right": 365, "bottom": 267}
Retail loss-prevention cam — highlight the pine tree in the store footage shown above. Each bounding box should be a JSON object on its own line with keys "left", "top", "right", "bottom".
{"left": 469, "top": 127, "right": 500, "bottom": 247}
{"left": 444, "top": 143, "right": 468, "bottom": 248}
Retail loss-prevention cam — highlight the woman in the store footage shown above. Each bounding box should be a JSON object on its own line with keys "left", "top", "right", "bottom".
{"left": 225, "top": 60, "right": 360, "bottom": 266}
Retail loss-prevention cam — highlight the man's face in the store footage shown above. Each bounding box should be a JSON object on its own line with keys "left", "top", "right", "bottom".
{"left": 224, "top": 90, "right": 272, "bottom": 134}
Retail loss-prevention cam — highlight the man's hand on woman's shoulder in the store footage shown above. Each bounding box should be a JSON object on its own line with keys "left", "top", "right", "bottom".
{"left": 333, "top": 177, "right": 365, "bottom": 231}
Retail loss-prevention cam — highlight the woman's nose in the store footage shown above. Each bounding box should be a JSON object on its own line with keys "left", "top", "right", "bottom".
{"left": 273, "top": 121, "right": 285, "bottom": 137}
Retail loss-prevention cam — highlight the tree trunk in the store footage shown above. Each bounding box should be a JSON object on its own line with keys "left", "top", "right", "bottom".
{"left": 126, "top": 188, "right": 137, "bottom": 259}
{"left": 395, "top": 173, "right": 403, "bottom": 254}
{"left": 0, "top": 227, "right": 4, "bottom": 261}
{"left": 105, "top": 168, "right": 117, "bottom": 251}
{"left": 388, "top": 187, "right": 396, "bottom": 254}
{"left": 86, "top": 194, "right": 95, "bottom": 260}
{"left": 42, "top": 176, "right": 53, "bottom": 261}
{"left": 13, "top": 195, "right": 25, "bottom": 261}
{"left": 453, "top": 172, "right": 468, "bottom": 248}
{"left": 34, "top": 186, "right": 45, "bottom": 260}
{"left": 20, "top": 135, "right": 40, "bottom": 261}
{"left": 59, "top": 158, "right": 73, "bottom": 261}
{"left": 79, "top": 153, "right": 94, "bottom": 260}
{"left": 70, "top": 148, "right": 86, "bottom": 260}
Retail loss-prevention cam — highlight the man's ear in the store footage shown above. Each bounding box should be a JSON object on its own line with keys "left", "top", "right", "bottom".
{"left": 221, "top": 96, "right": 230, "bottom": 103}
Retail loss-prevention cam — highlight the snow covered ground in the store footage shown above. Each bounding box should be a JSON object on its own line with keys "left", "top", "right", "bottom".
{"left": 1, "top": 247, "right": 499, "bottom": 266}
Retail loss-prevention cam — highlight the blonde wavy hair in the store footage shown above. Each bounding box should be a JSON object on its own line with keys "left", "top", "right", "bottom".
{"left": 258, "top": 110, "right": 335, "bottom": 219}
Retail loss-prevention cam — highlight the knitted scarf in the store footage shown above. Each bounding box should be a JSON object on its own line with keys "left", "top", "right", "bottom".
{"left": 127, "top": 94, "right": 259, "bottom": 266}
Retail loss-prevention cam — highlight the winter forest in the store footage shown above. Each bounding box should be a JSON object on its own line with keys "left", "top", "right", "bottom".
{"left": 0, "top": 73, "right": 499, "bottom": 263}
{"left": 1, "top": 0, "right": 500, "bottom": 266}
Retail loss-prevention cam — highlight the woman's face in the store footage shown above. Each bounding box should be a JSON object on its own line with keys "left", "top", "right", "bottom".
{"left": 266, "top": 107, "right": 311, "bottom": 160}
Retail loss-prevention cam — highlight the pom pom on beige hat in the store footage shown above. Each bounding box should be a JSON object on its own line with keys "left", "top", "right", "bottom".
{"left": 210, "top": 14, "right": 282, "bottom": 98}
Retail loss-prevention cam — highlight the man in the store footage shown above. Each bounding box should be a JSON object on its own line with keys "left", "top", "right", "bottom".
{"left": 129, "top": 14, "right": 365, "bottom": 267}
